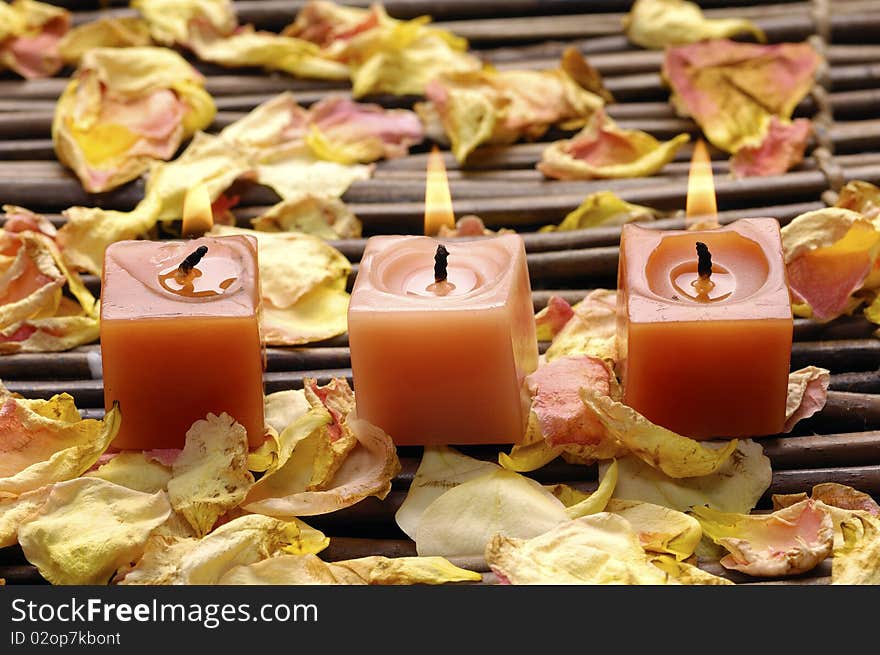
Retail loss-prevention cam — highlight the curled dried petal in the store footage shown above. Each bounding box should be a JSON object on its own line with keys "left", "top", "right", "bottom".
{"left": 582, "top": 389, "right": 738, "bottom": 478}
{"left": 662, "top": 40, "right": 819, "bottom": 154}
{"left": 18, "top": 477, "right": 171, "bottom": 585}
{"left": 693, "top": 499, "right": 834, "bottom": 577}
{"left": 539, "top": 110, "right": 689, "bottom": 180}
{"left": 624, "top": 0, "right": 765, "bottom": 50}
{"left": 486, "top": 514, "right": 669, "bottom": 585}
{"left": 781, "top": 208, "right": 880, "bottom": 321}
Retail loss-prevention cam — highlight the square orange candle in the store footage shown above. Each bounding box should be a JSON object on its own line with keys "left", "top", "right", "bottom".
{"left": 101, "top": 235, "right": 265, "bottom": 450}
{"left": 617, "top": 218, "right": 793, "bottom": 439}
{"left": 348, "top": 233, "right": 538, "bottom": 446}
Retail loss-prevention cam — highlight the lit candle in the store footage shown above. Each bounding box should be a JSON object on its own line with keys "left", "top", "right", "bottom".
{"left": 347, "top": 151, "right": 539, "bottom": 446}
{"left": 616, "top": 145, "right": 792, "bottom": 439}
{"left": 100, "top": 234, "right": 265, "bottom": 450}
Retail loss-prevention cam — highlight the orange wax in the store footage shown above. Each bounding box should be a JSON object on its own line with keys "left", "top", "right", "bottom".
{"left": 348, "top": 234, "right": 538, "bottom": 446}
{"left": 617, "top": 219, "right": 793, "bottom": 439}
{"left": 101, "top": 236, "right": 265, "bottom": 450}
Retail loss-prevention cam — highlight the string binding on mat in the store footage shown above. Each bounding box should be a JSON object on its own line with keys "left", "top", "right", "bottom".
{"left": 809, "top": 0, "right": 844, "bottom": 203}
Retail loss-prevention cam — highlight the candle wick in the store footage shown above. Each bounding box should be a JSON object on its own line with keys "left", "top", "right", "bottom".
{"left": 696, "top": 241, "right": 712, "bottom": 279}
{"left": 434, "top": 244, "right": 449, "bottom": 283}
{"left": 177, "top": 245, "right": 208, "bottom": 276}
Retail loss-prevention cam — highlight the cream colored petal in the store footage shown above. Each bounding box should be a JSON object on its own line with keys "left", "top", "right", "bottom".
{"left": 831, "top": 511, "right": 880, "bottom": 585}
{"left": 544, "top": 289, "right": 618, "bottom": 364}
{"left": 167, "top": 413, "right": 255, "bottom": 537}
{"left": 18, "top": 478, "right": 171, "bottom": 585}
{"left": 260, "top": 284, "right": 350, "bottom": 346}
{"left": 486, "top": 513, "right": 669, "bottom": 584}
{"left": 649, "top": 554, "right": 733, "bottom": 585}
{"left": 220, "top": 553, "right": 481, "bottom": 585}
{"left": 209, "top": 226, "right": 350, "bottom": 308}
{"left": 120, "top": 513, "right": 328, "bottom": 585}
{"left": 606, "top": 498, "right": 702, "bottom": 560}
{"left": 415, "top": 469, "right": 569, "bottom": 559}
{"left": 564, "top": 459, "right": 618, "bottom": 519}
{"left": 0, "top": 400, "right": 121, "bottom": 497}
{"left": 263, "top": 389, "right": 310, "bottom": 435}
{"left": 0, "top": 485, "right": 52, "bottom": 548}
{"left": 693, "top": 499, "right": 834, "bottom": 577}
{"left": 624, "top": 0, "right": 765, "bottom": 49}
{"left": 396, "top": 446, "right": 500, "bottom": 541}
{"left": 244, "top": 412, "right": 400, "bottom": 518}
{"left": 605, "top": 439, "right": 771, "bottom": 514}
{"left": 252, "top": 195, "right": 362, "bottom": 239}
{"left": 784, "top": 366, "right": 830, "bottom": 432}
{"left": 85, "top": 452, "right": 171, "bottom": 494}
{"left": 582, "top": 390, "right": 737, "bottom": 478}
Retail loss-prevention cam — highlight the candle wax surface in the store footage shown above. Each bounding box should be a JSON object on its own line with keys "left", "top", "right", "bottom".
{"left": 101, "top": 236, "right": 265, "bottom": 450}
{"left": 617, "top": 219, "right": 793, "bottom": 439}
{"left": 348, "top": 234, "right": 538, "bottom": 446}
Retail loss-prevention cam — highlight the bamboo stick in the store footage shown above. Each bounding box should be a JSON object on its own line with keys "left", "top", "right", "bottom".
{"left": 2, "top": 55, "right": 878, "bottom": 107}
{"left": 67, "top": 1, "right": 878, "bottom": 43}
{"left": 796, "top": 391, "right": 880, "bottom": 435}
{"left": 14, "top": 149, "right": 880, "bottom": 183}
{"left": 696, "top": 559, "right": 831, "bottom": 586}
{"left": 29, "top": 201, "right": 826, "bottom": 260}
{"left": 5, "top": 147, "right": 880, "bottom": 221}
{"left": 790, "top": 340, "right": 880, "bottom": 372}
{"left": 0, "top": 139, "right": 55, "bottom": 160}
{"left": 372, "top": 151, "right": 880, "bottom": 180}
{"left": 6, "top": 373, "right": 880, "bottom": 420}
{"left": 485, "top": 41, "right": 880, "bottom": 69}
{"left": 0, "top": 555, "right": 836, "bottom": 587}
{"left": 70, "top": 0, "right": 616, "bottom": 27}
{"left": 768, "top": 465, "right": 880, "bottom": 496}
{"left": 307, "top": 201, "right": 824, "bottom": 261}
{"left": 0, "top": 63, "right": 876, "bottom": 118}
{"left": 80, "top": 223, "right": 880, "bottom": 301}
{"left": 0, "top": 140, "right": 875, "bottom": 216}
{"left": 2, "top": 335, "right": 874, "bottom": 388}
{"left": 192, "top": 200, "right": 820, "bottom": 264}
{"left": 285, "top": 463, "right": 880, "bottom": 534}
{"left": 0, "top": 370, "right": 357, "bottom": 407}
{"left": 8, "top": 87, "right": 880, "bottom": 140}
{"left": 0, "top": 565, "right": 45, "bottom": 585}
{"left": 761, "top": 431, "right": 880, "bottom": 470}
{"left": 432, "top": 8, "right": 880, "bottom": 46}
{"left": 340, "top": 172, "right": 865, "bottom": 232}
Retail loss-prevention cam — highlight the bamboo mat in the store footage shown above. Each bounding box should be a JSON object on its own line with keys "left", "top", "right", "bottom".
{"left": 1, "top": 0, "right": 879, "bottom": 586}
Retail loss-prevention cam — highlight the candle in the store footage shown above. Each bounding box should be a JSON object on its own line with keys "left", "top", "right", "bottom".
{"left": 100, "top": 235, "right": 265, "bottom": 450}
{"left": 347, "top": 149, "right": 538, "bottom": 445}
{"left": 616, "top": 147, "right": 792, "bottom": 439}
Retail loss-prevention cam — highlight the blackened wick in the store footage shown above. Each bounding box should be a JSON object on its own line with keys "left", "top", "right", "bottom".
{"left": 178, "top": 245, "right": 209, "bottom": 275}
{"left": 434, "top": 244, "right": 449, "bottom": 283}
{"left": 695, "top": 241, "right": 712, "bottom": 279}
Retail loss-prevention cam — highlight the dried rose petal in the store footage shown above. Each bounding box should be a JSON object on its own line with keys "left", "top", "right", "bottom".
{"left": 539, "top": 110, "right": 689, "bottom": 180}
{"left": 624, "top": 0, "right": 765, "bottom": 50}
{"left": 693, "top": 499, "right": 834, "bottom": 577}
{"left": 527, "top": 355, "right": 617, "bottom": 447}
{"left": 731, "top": 117, "right": 812, "bottom": 178}
{"left": 781, "top": 208, "right": 880, "bottom": 321}
{"left": 534, "top": 296, "right": 575, "bottom": 341}
{"left": 0, "top": 0, "right": 70, "bottom": 78}
{"left": 663, "top": 39, "right": 819, "bottom": 154}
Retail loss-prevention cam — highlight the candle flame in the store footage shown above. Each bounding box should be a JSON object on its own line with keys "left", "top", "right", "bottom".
{"left": 686, "top": 140, "right": 719, "bottom": 229}
{"left": 424, "top": 146, "right": 455, "bottom": 236}
{"left": 182, "top": 183, "right": 214, "bottom": 237}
